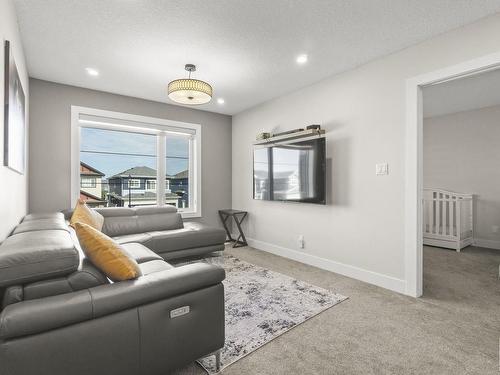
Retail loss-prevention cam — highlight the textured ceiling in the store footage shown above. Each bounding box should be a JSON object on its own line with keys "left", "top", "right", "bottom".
{"left": 14, "top": 0, "right": 500, "bottom": 115}
{"left": 424, "top": 68, "right": 500, "bottom": 118}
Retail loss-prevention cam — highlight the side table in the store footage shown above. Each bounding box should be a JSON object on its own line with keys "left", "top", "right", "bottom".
{"left": 218, "top": 209, "right": 248, "bottom": 248}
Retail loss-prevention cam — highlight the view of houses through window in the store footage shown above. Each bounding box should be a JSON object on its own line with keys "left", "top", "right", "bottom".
{"left": 79, "top": 126, "right": 191, "bottom": 209}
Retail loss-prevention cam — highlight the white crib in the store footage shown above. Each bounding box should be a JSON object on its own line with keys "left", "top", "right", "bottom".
{"left": 422, "top": 188, "right": 473, "bottom": 252}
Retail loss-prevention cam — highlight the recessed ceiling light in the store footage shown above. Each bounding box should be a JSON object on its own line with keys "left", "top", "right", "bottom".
{"left": 296, "top": 54, "right": 308, "bottom": 65}
{"left": 217, "top": 98, "right": 225, "bottom": 104}
{"left": 85, "top": 67, "right": 99, "bottom": 76}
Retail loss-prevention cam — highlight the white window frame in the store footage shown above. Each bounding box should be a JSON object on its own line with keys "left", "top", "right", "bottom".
{"left": 71, "top": 106, "right": 202, "bottom": 218}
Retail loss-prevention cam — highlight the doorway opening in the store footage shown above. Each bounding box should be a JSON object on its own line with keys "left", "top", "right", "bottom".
{"left": 404, "top": 52, "right": 500, "bottom": 297}
{"left": 421, "top": 67, "right": 500, "bottom": 301}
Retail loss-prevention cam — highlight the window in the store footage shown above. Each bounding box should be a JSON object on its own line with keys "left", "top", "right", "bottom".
{"left": 81, "top": 177, "right": 97, "bottom": 188}
{"left": 80, "top": 127, "right": 157, "bottom": 207}
{"left": 127, "top": 179, "right": 141, "bottom": 189}
{"left": 73, "top": 107, "right": 201, "bottom": 217}
{"left": 146, "top": 180, "right": 156, "bottom": 190}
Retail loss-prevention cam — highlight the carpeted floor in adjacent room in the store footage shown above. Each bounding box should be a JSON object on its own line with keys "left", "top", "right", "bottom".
{"left": 174, "top": 245, "right": 500, "bottom": 375}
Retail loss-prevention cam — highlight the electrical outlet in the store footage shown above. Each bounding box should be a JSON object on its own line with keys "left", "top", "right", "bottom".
{"left": 376, "top": 163, "right": 389, "bottom": 175}
{"left": 492, "top": 225, "right": 499, "bottom": 234}
{"left": 298, "top": 235, "right": 305, "bottom": 249}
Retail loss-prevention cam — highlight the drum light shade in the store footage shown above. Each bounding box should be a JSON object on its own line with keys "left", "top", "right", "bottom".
{"left": 167, "top": 64, "right": 212, "bottom": 105}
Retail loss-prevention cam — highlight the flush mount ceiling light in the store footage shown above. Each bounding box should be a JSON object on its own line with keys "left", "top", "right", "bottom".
{"left": 85, "top": 67, "right": 99, "bottom": 76}
{"left": 168, "top": 64, "right": 212, "bottom": 105}
{"left": 296, "top": 54, "right": 308, "bottom": 64}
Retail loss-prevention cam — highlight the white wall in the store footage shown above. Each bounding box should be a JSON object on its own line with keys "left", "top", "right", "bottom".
{"left": 424, "top": 104, "right": 500, "bottom": 249}
{"left": 28, "top": 79, "right": 231, "bottom": 228}
{"left": 0, "top": 0, "right": 29, "bottom": 241}
{"left": 232, "top": 13, "right": 500, "bottom": 293}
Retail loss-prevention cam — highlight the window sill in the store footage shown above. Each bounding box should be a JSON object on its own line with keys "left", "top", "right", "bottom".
{"left": 180, "top": 211, "right": 202, "bottom": 219}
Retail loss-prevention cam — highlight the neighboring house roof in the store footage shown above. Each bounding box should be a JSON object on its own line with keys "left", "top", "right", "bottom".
{"left": 109, "top": 166, "right": 157, "bottom": 179}
{"left": 80, "top": 162, "right": 105, "bottom": 176}
{"left": 80, "top": 190, "right": 105, "bottom": 202}
{"left": 109, "top": 166, "right": 189, "bottom": 180}
{"left": 170, "top": 170, "right": 188, "bottom": 179}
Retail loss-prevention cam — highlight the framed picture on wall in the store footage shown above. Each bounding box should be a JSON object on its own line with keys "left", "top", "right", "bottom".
{"left": 3, "top": 40, "right": 26, "bottom": 174}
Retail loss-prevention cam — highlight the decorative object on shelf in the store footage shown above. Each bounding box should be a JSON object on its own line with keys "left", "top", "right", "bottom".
{"left": 168, "top": 64, "right": 212, "bottom": 105}
{"left": 218, "top": 209, "right": 248, "bottom": 248}
{"left": 272, "top": 128, "right": 304, "bottom": 137}
{"left": 306, "top": 124, "right": 321, "bottom": 130}
{"left": 256, "top": 132, "right": 271, "bottom": 141}
{"left": 253, "top": 128, "right": 325, "bottom": 145}
{"left": 3, "top": 40, "right": 26, "bottom": 175}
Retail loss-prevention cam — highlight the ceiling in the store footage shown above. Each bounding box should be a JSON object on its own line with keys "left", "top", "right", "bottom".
{"left": 423, "top": 68, "right": 500, "bottom": 118}
{"left": 14, "top": 0, "right": 500, "bottom": 115}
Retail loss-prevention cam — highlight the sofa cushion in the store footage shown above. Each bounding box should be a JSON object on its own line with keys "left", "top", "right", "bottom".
{"left": 142, "top": 222, "right": 226, "bottom": 255}
{"left": 74, "top": 223, "right": 142, "bottom": 282}
{"left": 135, "top": 206, "right": 183, "bottom": 233}
{"left": 1, "top": 259, "right": 109, "bottom": 307}
{"left": 12, "top": 218, "right": 70, "bottom": 235}
{"left": 0, "top": 230, "right": 79, "bottom": 288}
{"left": 139, "top": 259, "right": 174, "bottom": 275}
{"left": 23, "top": 212, "right": 65, "bottom": 222}
{"left": 113, "top": 232, "right": 153, "bottom": 245}
{"left": 100, "top": 214, "right": 139, "bottom": 237}
{"left": 2, "top": 286, "right": 23, "bottom": 308}
{"left": 22, "top": 259, "right": 108, "bottom": 300}
{"left": 22, "top": 277, "right": 73, "bottom": 300}
{"left": 68, "top": 259, "right": 109, "bottom": 289}
{"left": 96, "top": 206, "right": 183, "bottom": 237}
{"left": 121, "top": 243, "right": 163, "bottom": 264}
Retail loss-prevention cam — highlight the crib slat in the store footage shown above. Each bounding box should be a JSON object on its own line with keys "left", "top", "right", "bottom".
{"left": 431, "top": 199, "right": 436, "bottom": 234}
{"left": 444, "top": 197, "right": 448, "bottom": 236}
{"left": 453, "top": 199, "right": 456, "bottom": 237}
{"left": 437, "top": 193, "right": 442, "bottom": 235}
{"left": 427, "top": 200, "right": 432, "bottom": 234}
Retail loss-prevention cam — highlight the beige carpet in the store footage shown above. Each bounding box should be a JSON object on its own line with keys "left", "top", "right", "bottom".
{"left": 173, "top": 245, "right": 500, "bottom": 374}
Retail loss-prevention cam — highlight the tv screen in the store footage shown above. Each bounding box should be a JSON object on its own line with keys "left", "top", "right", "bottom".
{"left": 253, "top": 137, "right": 326, "bottom": 204}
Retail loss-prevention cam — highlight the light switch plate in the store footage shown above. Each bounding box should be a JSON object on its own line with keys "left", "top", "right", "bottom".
{"left": 376, "top": 163, "right": 389, "bottom": 175}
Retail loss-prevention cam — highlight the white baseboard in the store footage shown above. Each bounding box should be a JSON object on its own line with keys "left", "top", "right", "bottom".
{"left": 472, "top": 238, "right": 500, "bottom": 250}
{"left": 245, "top": 238, "right": 407, "bottom": 295}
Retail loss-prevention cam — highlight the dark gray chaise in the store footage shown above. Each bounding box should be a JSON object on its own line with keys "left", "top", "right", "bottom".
{"left": 0, "top": 206, "right": 226, "bottom": 375}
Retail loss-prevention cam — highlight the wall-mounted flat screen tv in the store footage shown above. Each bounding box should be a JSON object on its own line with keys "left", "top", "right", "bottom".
{"left": 253, "top": 137, "right": 326, "bottom": 204}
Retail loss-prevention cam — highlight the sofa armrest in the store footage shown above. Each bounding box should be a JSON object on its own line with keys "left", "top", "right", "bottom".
{"left": 90, "top": 263, "right": 225, "bottom": 318}
{"left": 0, "top": 263, "right": 225, "bottom": 340}
{"left": 0, "top": 290, "right": 92, "bottom": 340}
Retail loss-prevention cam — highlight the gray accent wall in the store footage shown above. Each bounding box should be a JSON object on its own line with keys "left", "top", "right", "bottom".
{"left": 29, "top": 79, "right": 231, "bottom": 228}
{"left": 0, "top": 0, "right": 29, "bottom": 241}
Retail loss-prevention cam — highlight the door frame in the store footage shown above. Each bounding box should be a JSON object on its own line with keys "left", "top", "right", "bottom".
{"left": 404, "top": 52, "right": 500, "bottom": 297}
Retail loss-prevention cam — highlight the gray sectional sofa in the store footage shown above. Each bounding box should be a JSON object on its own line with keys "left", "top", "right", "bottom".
{"left": 0, "top": 206, "right": 227, "bottom": 375}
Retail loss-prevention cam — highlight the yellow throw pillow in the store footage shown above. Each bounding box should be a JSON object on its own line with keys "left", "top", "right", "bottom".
{"left": 70, "top": 199, "right": 104, "bottom": 231}
{"left": 73, "top": 222, "right": 142, "bottom": 281}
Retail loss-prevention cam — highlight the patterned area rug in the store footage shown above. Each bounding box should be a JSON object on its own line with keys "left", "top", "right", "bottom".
{"left": 175, "top": 254, "right": 348, "bottom": 374}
